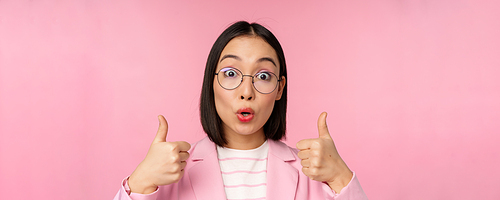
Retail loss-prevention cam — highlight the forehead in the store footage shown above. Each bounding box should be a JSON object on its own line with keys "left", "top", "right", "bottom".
{"left": 219, "top": 36, "right": 279, "bottom": 65}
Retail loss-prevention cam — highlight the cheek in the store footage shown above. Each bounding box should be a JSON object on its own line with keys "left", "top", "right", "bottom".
{"left": 213, "top": 82, "right": 230, "bottom": 114}
{"left": 259, "top": 94, "right": 278, "bottom": 117}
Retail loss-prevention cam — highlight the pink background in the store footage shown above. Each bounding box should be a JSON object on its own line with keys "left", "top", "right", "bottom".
{"left": 1, "top": 0, "right": 499, "bottom": 199}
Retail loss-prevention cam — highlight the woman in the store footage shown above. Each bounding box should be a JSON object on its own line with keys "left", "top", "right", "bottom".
{"left": 114, "top": 21, "right": 367, "bottom": 200}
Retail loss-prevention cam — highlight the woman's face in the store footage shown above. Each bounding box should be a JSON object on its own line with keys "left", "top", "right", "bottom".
{"left": 214, "top": 36, "right": 286, "bottom": 140}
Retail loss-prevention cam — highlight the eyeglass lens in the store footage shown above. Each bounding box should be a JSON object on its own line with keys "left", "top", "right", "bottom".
{"left": 217, "top": 67, "right": 278, "bottom": 94}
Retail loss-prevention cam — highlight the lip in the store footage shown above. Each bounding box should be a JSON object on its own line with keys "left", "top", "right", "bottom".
{"left": 236, "top": 107, "right": 254, "bottom": 122}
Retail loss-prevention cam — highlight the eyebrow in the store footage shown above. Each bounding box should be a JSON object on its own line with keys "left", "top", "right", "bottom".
{"left": 219, "top": 54, "right": 277, "bottom": 67}
{"left": 219, "top": 54, "right": 241, "bottom": 62}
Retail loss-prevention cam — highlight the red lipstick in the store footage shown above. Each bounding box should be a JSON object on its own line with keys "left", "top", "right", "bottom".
{"left": 236, "top": 108, "right": 254, "bottom": 122}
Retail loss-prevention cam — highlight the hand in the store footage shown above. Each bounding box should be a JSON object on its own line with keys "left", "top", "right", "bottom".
{"left": 128, "top": 115, "right": 191, "bottom": 194}
{"left": 296, "top": 112, "right": 353, "bottom": 193}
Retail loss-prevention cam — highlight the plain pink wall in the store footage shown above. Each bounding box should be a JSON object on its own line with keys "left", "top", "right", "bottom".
{"left": 1, "top": 0, "right": 499, "bottom": 199}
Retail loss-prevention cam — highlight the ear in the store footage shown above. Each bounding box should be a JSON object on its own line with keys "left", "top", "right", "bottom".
{"left": 275, "top": 76, "right": 286, "bottom": 101}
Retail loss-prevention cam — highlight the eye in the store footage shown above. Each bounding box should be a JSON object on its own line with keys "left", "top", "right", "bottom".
{"left": 223, "top": 69, "right": 238, "bottom": 78}
{"left": 256, "top": 72, "right": 272, "bottom": 81}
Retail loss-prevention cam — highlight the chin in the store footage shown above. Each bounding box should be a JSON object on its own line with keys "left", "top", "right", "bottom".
{"left": 233, "top": 126, "right": 259, "bottom": 136}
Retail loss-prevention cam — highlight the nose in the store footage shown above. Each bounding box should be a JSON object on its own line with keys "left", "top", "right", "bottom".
{"left": 239, "top": 75, "right": 255, "bottom": 100}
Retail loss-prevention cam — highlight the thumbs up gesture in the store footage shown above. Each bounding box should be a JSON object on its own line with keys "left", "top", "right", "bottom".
{"left": 128, "top": 115, "right": 191, "bottom": 194}
{"left": 296, "top": 112, "right": 353, "bottom": 193}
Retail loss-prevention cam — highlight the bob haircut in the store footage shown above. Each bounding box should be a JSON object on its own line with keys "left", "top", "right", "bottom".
{"left": 200, "top": 21, "right": 288, "bottom": 147}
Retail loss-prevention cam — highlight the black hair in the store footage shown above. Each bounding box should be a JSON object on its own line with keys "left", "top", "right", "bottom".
{"left": 200, "top": 21, "right": 287, "bottom": 147}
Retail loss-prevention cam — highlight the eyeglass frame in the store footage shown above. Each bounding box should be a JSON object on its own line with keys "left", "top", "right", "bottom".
{"left": 214, "top": 67, "right": 282, "bottom": 94}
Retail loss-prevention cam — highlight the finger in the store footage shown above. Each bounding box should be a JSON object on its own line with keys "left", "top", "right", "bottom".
{"left": 301, "top": 159, "right": 310, "bottom": 167}
{"left": 179, "top": 152, "right": 190, "bottom": 162}
{"left": 301, "top": 168, "right": 318, "bottom": 180}
{"left": 301, "top": 167, "right": 310, "bottom": 177}
{"left": 180, "top": 161, "right": 187, "bottom": 170}
{"left": 297, "top": 150, "right": 310, "bottom": 160}
{"left": 174, "top": 141, "right": 191, "bottom": 152}
{"left": 317, "top": 112, "right": 332, "bottom": 140}
{"left": 296, "top": 139, "right": 314, "bottom": 150}
{"left": 153, "top": 115, "right": 169, "bottom": 143}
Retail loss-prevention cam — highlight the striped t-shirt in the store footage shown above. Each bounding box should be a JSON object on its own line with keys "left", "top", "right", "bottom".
{"left": 216, "top": 141, "right": 269, "bottom": 200}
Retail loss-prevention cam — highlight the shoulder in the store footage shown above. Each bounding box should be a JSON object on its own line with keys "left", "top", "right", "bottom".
{"left": 277, "top": 139, "right": 299, "bottom": 153}
{"left": 188, "top": 137, "right": 215, "bottom": 153}
{"left": 268, "top": 139, "right": 300, "bottom": 161}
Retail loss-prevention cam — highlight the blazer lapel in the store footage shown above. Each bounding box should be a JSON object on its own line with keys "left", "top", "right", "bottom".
{"left": 267, "top": 140, "right": 299, "bottom": 200}
{"left": 188, "top": 137, "right": 227, "bottom": 200}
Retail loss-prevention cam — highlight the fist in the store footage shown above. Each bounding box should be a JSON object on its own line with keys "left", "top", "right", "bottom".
{"left": 296, "top": 112, "right": 353, "bottom": 193}
{"left": 128, "top": 115, "right": 191, "bottom": 194}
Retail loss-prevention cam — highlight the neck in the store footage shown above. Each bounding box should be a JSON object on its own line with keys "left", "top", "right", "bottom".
{"left": 223, "top": 128, "right": 266, "bottom": 150}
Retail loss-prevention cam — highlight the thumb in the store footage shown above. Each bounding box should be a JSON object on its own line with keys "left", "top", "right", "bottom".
{"left": 318, "top": 112, "right": 332, "bottom": 140}
{"left": 153, "top": 115, "right": 168, "bottom": 143}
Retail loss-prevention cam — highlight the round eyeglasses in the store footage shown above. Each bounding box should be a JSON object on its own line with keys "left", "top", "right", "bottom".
{"left": 215, "top": 67, "right": 281, "bottom": 94}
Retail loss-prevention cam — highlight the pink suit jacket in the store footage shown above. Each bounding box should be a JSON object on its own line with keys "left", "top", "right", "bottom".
{"left": 114, "top": 137, "right": 368, "bottom": 200}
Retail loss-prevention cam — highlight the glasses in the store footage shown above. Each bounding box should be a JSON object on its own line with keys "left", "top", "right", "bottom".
{"left": 215, "top": 67, "right": 281, "bottom": 94}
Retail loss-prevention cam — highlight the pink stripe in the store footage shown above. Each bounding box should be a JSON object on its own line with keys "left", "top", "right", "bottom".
{"left": 227, "top": 198, "right": 266, "bottom": 200}
{"left": 224, "top": 183, "right": 267, "bottom": 188}
{"left": 221, "top": 170, "right": 267, "bottom": 175}
{"left": 218, "top": 157, "right": 267, "bottom": 161}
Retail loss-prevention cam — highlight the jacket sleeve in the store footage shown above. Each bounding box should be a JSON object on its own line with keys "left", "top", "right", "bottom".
{"left": 113, "top": 177, "right": 159, "bottom": 200}
{"left": 331, "top": 172, "right": 368, "bottom": 200}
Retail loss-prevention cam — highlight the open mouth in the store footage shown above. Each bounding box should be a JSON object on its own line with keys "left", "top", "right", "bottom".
{"left": 237, "top": 108, "right": 254, "bottom": 122}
